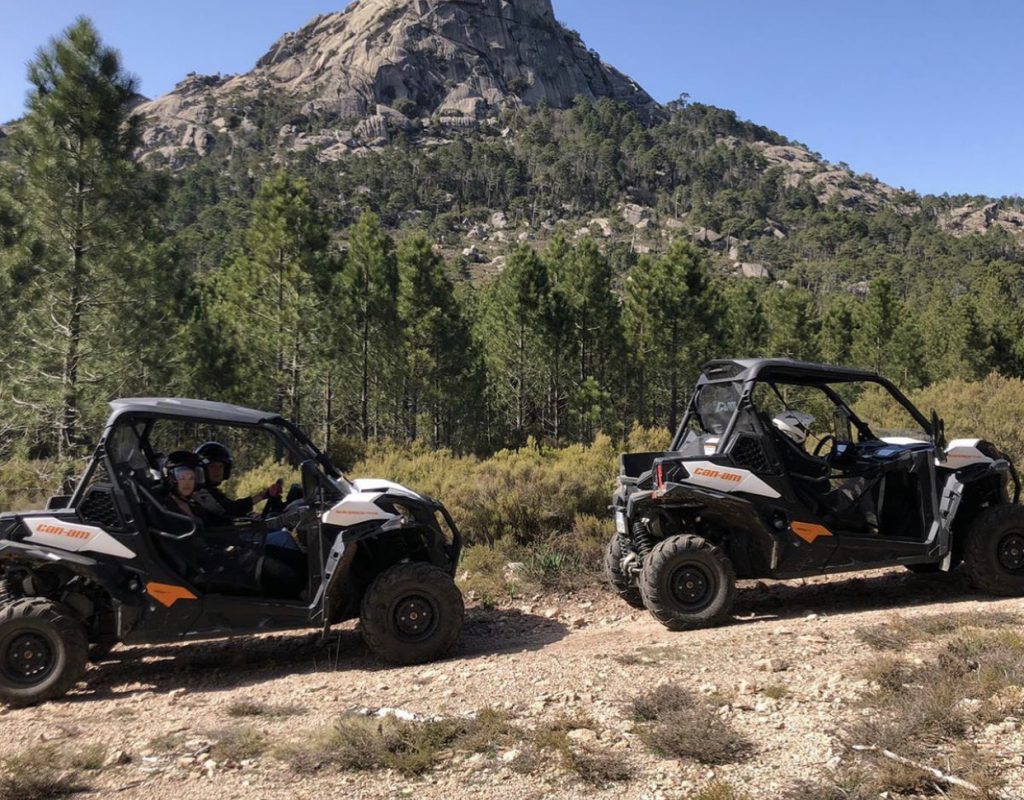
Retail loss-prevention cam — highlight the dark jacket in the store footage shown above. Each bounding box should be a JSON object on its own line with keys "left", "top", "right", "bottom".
{"left": 193, "top": 485, "right": 254, "bottom": 525}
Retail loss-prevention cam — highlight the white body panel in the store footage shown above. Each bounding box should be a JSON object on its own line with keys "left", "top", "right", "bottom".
{"left": 679, "top": 460, "right": 781, "bottom": 499}
{"left": 23, "top": 517, "right": 136, "bottom": 560}
{"left": 351, "top": 478, "right": 423, "bottom": 501}
{"left": 881, "top": 436, "right": 994, "bottom": 470}
{"left": 939, "top": 439, "right": 994, "bottom": 469}
{"left": 321, "top": 478, "right": 425, "bottom": 528}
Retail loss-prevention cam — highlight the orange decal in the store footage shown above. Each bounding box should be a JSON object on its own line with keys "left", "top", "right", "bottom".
{"left": 693, "top": 467, "right": 743, "bottom": 483}
{"left": 791, "top": 522, "right": 833, "bottom": 544}
{"left": 37, "top": 523, "right": 92, "bottom": 540}
{"left": 146, "top": 582, "right": 198, "bottom": 608}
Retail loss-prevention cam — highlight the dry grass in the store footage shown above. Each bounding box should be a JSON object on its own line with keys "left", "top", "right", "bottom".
{"left": 276, "top": 708, "right": 631, "bottom": 786}
{"left": 147, "top": 731, "right": 187, "bottom": 752}
{"left": 841, "top": 615, "right": 1023, "bottom": 797}
{"left": 0, "top": 746, "right": 87, "bottom": 800}
{"left": 275, "top": 708, "right": 514, "bottom": 776}
{"left": 632, "top": 685, "right": 750, "bottom": 765}
{"left": 528, "top": 713, "right": 633, "bottom": 786}
{"left": 225, "top": 700, "right": 304, "bottom": 719}
{"left": 855, "top": 611, "right": 1020, "bottom": 652}
{"left": 208, "top": 725, "right": 269, "bottom": 762}
{"left": 761, "top": 683, "right": 790, "bottom": 700}
{"left": 690, "top": 782, "right": 751, "bottom": 800}
{"left": 67, "top": 744, "right": 106, "bottom": 772}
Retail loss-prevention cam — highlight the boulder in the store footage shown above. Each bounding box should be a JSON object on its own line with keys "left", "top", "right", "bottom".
{"left": 694, "top": 227, "right": 723, "bottom": 244}
{"left": 490, "top": 211, "right": 509, "bottom": 230}
{"left": 621, "top": 202, "right": 653, "bottom": 227}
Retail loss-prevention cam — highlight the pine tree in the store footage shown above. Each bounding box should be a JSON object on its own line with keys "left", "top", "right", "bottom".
{"left": 623, "top": 240, "right": 722, "bottom": 432}
{"left": 1, "top": 18, "right": 163, "bottom": 458}
{"left": 479, "top": 245, "right": 549, "bottom": 442}
{"left": 199, "top": 171, "right": 332, "bottom": 427}
{"left": 340, "top": 212, "right": 398, "bottom": 441}
{"left": 765, "top": 287, "right": 820, "bottom": 362}
{"left": 397, "top": 233, "right": 482, "bottom": 446}
{"left": 852, "top": 277, "right": 900, "bottom": 373}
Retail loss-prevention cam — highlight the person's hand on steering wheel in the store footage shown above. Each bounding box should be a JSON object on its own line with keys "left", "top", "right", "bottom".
{"left": 813, "top": 434, "right": 837, "bottom": 460}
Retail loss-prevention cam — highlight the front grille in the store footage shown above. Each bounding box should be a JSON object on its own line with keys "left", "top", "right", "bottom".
{"left": 731, "top": 435, "right": 772, "bottom": 473}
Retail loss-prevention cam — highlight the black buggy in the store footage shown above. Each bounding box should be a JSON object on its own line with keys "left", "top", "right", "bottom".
{"left": 0, "top": 399, "right": 464, "bottom": 706}
{"left": 608, "top": 359, "right": 1024, "bottom": 629}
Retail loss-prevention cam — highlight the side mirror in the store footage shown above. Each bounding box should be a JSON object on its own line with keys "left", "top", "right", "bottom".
{"left": 930, "top": 409, "right": 946, "bottom": 450}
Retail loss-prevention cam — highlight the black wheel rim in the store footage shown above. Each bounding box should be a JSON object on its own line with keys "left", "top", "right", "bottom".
{"left": 997, "top": 532, "right": 1024, "bottom": 571}
{"left": 668, "top": 563, "right": 715, "bottom": 611}
{"left": 393, "top": 594, "right": 439, "bottom": 642}
{"left": 2, "top": 631, "right": 56, "bottom": 686}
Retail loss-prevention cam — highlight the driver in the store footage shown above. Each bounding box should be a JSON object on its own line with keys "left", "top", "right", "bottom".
{"left": 193, "top": 441, "right": 282, "bottom": 524}
{"left": 195, "top": 441, "right": 302, "bottom": 554}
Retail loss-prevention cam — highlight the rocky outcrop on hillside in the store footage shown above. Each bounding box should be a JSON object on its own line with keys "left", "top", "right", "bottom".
{"left": 135, "top": 0, "right": 657, "bottom": 165}
{"left": 939, "top": 201, "right": 1024, "bottom": 238}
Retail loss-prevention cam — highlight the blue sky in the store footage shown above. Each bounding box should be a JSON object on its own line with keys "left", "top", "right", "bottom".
{"left": 1, "top": 1, "right": 1020, "bottom": 198}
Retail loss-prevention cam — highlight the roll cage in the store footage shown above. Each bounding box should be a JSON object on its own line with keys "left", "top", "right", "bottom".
{"left": 65, "top": 398, "right": 351, "bottom": 510}
{"left": 670, "top": 359, "right": 938, "bottom": 456}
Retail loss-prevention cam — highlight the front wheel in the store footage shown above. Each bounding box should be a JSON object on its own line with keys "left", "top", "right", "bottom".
{"left": 640, "top": 535, "right": 736, "bottom": 631}
{"left": 360, "top": 563, "right": 464, "bottom": 665}
{"left": 605, "top": 533, "right": 645, "bottom": 609}
{"left": 964, "top": 505, "right": 1024, "bottom": 596}
{"left": 0, "top": 598, "right": 88, "bottom": 707}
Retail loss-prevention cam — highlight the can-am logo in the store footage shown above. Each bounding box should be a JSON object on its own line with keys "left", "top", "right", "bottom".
{"left": 36, "top": 523, "right": 92, "bottom": 541}
{"left": 693, "top": 467, "right": 742, "bottom": 483}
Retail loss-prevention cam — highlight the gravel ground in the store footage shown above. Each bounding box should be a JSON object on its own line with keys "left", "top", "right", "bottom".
{"left": 2, "top": 568, "right": 1023, "bottom": 800}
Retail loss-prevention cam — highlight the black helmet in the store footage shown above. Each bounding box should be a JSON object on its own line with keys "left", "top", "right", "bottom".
{"left": 196, "top": 441, "right": 233, "bottom": 479}
{"left": 163, "top": 451, "right": 203, "bottom": 492}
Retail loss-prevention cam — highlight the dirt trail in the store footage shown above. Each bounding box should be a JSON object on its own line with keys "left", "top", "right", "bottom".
{"left": 3, "top": 569, "right": 1023, "bottom": 799}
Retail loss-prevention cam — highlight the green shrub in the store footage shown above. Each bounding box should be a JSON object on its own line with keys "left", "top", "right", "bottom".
{"left": 351, "top": 434, "right": 626, "bottom": 545}
{"left": 856, "top": 373, "right": 1024, "bottom": 463}
{"left": 0, "top": 457, "right": 72, "bottom": 512}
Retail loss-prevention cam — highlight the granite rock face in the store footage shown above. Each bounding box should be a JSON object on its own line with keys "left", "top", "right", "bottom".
{"left": 134, "top": 0, "right": 658, "bottom": 164}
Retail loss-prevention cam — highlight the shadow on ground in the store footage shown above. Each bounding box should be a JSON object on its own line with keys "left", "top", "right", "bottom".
{"left": 731, "top": 568, "right": 992, "bottom": 623}
{"left": 67, "top": 606, "right": 567, "bottom": 704}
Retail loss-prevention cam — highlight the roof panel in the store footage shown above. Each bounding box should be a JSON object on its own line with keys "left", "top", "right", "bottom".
{"left": 108, "top": 398, "right": 280, "bottom": 425}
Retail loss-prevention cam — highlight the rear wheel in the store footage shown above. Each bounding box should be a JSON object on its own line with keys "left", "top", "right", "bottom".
{"left": 0, "top": 598, "right": 88, "bottom": 707}
{"left": 964, "top": 505, "right": 1024, "bottom": 596}
{"left": 360, "top": 563, "right": 464, "bottom": 665}
{"left": 640, "top": 535, "right": 736, "bottom": 631}
{"left": 605, "top": 533, "right": 645, "bottom": 609}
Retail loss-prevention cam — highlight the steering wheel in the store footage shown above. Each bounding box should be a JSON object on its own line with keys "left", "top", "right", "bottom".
{"left": 813, "top": 434, "right": 837, "bottom": 459}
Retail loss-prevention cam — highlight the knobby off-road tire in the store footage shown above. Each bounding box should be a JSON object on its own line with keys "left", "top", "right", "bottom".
{"left": 640, "top": 535, "right": 736, "bottom": 631}
{"left": 360, "top": 562, "right": 464, "bottom": 665}
{"left": 605, "top": 533, "right": 645, "bottom": 609}
{"left": 0, "top": 598, "right": 88, "bottom": 707}
{"left": 964, "top": 504, "right": 1024, "bottom": 596}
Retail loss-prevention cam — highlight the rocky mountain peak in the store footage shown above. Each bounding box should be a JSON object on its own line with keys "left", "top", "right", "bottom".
{"left": 136, "top": 0, "right": 657, "bottom": 164}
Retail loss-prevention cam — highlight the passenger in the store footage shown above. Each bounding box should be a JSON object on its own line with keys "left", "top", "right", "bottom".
{"left": 159, "top": 451, "right": 211, "bottom": 524}
{"left": 157, "top": 450, "right": 305, "bottom": 598}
